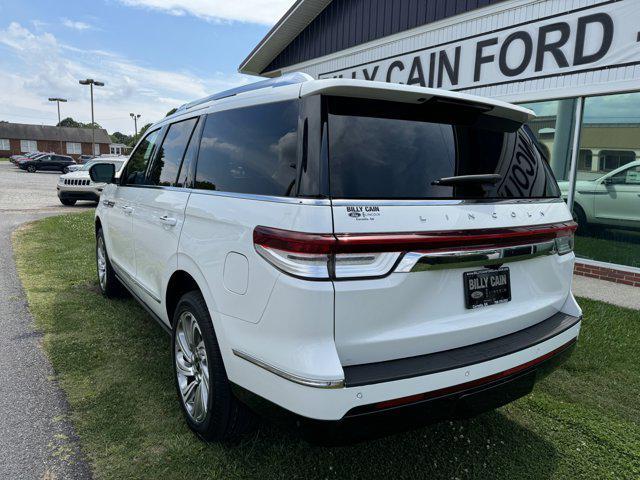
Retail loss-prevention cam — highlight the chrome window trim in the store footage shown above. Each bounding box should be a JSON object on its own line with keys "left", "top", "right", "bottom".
{"left": 113, "top": 184, "right": 331, "bottom": 205}
{"left": 395, "top": 240, "right": 558, "bottom": 272}
{"left": 111, "top": 184, "right": 565, "bottom": 207}
{"left": 331, "top": 198, "right": 564, "bottom": 207}
{"left": 190, "top": 188, "right": 332, "bottom": 205}
{"left": 232, "top": 349, "right": 345, "bottom": 389}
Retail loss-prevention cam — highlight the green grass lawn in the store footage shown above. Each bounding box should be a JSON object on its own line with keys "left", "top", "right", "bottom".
{"left": 575, "top": 230, "right": 640, "bottom": 268}
{"left": 13, "top": 211, "right": 640, "bottom": 480}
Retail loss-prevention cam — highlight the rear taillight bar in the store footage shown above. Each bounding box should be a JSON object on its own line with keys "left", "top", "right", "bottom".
{"left": 254, "top": 222, "right": 577, "bottom": 255}
{"left": 254, "top": 221, "right": 577, "bottom": 280}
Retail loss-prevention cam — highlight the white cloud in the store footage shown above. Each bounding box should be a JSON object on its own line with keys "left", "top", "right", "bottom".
{"left": 61, "top": 18, "right": 93, "bottom": 31}
{"left": 0, "top": 22, "right": 252, "bottom": 133}
{"left": 117, "top": 0, "right": 294, "bottom": 25}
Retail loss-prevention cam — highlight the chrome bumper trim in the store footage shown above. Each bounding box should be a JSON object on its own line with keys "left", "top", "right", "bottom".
{"left": 233, "top": 349, "right": 345, "bottom": 389}
{"left": 395, "top": 240, "right": 557, "bottom": 272}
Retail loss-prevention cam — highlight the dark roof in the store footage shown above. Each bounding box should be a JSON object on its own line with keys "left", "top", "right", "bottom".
{"left": 240, "top": 0, "right": 506, "bottom": 76}
{"left": 0, "top": 122, "right": 111, "bottom": 144}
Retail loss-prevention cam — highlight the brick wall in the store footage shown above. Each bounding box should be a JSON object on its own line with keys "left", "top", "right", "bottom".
{"left": 575, "top": 262, "right": 640, "bottom": 287}
{"left": 0, "top": 138, "right": 109, "bottom": 159}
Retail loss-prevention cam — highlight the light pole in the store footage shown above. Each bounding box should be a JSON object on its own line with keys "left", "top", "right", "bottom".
{"left": 79, "top": 79, "right": 104, "bottom": 157}
{"left": 49, "top": 97, "right": 67, "bottom": 154}
{"left": 48, "top": 97, "right": 67, "bottom": 125}
{"left": 130, "top": 113, "right": 141, "bottom": 136}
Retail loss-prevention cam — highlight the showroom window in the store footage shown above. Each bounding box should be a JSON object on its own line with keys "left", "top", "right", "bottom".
{"left": 0, "top": 139, "right": 9, "bottom": 150}
{"left": 20, "top": 140, "right": 37, "bottom": 153}
{"left": 573, "top": 91, "right": 640, "bottom": 269}
{"left": 67, "top": 142, "right": 82, "bottom": 155}
{"left": 521, "top": 98, "right": 578, "bottom": 184}
{"left": 522, "top": 92, "right": 640, "bottom": 269}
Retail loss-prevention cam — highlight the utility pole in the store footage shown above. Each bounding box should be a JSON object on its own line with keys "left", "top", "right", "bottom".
{"left": 130, "top": 113, "right": 141, "bottom": 136}
{"left": 79, "top": 79, "right": 104, "bottom": 157}
{"left": 48, "top": 97, "right": 67, "bottom": 154}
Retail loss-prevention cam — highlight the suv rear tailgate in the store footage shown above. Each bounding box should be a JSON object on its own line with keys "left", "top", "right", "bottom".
{"left": 332, "top": 201, "right": 575, "bottom": 366}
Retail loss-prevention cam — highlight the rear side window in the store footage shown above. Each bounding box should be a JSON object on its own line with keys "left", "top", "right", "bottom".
{"left": 147, "top": 117, "right": 198, "bottom": 187}
{"left": 122, "top": 129, "right": 160, "bottom": 185}
{"left": 195, "top": 101, "right": 298, "bottom": 196}
{"left": 328, "top": 97, "right": 560, "bottom": 200}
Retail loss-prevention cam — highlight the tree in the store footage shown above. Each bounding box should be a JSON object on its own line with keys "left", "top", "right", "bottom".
{"left": 57, "top": 117, "right": 102, "bottom": 129}
{"left": 128, "top": 123, "right": 153, "bottom": 146}
{"left": 57, "top": 117, "right": 82, "bottom": 128}
{"left": 111, "top": 131, "right": 132, "bottom": 145}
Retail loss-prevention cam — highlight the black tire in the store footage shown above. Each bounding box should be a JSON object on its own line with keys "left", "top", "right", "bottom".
{"left": 96, "top": 228, "right": 125, "bottom": 297}
{"left": 172, "top": 291, "right": 255, "bottom": 442}
{"left": 27, "top": 165, "right": 36, "bottom": 173}
{"left": 572, "top": 203, "right": 589, "bottom": 235}
{"left": 60, "top": 198, "right": 76, "bottom": 206}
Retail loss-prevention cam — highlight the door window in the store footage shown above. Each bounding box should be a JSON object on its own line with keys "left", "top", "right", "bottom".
{"left": 122, "top": 129, "right": 161, "bottom": 186}
{"left": 195, "top": 101, "right": 299, "bottom": 196}
{"left": 610, "top": 165, "right": 640, "bottom": 185}
{"left": 147, "top": 117, "right": 198, "bottom": 187}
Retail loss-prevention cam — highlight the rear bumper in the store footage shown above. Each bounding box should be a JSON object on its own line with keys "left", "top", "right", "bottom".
{"left": 235, "top": 337, "right": 576, "bottom": 444}
{"left": 230, "top": 311, "right": 581, "bottom": 423}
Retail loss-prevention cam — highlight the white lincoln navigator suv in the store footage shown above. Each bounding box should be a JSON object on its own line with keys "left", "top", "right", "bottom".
{"left": 91, "top": 73, "right": 581, "bottom": 442}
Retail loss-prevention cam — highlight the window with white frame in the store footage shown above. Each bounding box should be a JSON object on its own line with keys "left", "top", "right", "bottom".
{"left": 20, "top": 140, "right": 37, "bottom": 153}
{"left": 93, "top": 143, "right": 101, "bottom": 156}
{"left": 0, "top": 139, "right": 10, "bottom": 151}
{"left": 67, "top": 142, "right": 81, "bottom": 155}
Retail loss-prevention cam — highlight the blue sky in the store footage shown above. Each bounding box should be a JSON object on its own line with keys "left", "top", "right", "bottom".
{"left": 0, "top": 0, "right": 293, "bottom": 133}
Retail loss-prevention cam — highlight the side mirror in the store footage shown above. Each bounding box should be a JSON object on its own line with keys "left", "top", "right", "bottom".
{"left": 89, "top": 163, "right": 115, "bottom": 184}
{"left": 603, "top": 177, "right": 614, "bottom": 186}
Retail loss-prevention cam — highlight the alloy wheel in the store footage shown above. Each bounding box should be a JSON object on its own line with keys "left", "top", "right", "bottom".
{"left": 175, "top": 311, "right": 210, "bottom": 423}
{"left": 96, "top": 236, "right": 107, "bottom": 290}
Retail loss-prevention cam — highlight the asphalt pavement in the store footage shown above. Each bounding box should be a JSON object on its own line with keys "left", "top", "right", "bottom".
{"left": 0, "top": 161, "right": 92, "bottom": 480}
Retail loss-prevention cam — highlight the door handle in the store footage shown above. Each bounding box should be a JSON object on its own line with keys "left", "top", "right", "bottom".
{"left": 121, "top": 205, "right": 134, "bottom": 215}
{"left": 159, "top": 215, "right": 177, "bottom": 226}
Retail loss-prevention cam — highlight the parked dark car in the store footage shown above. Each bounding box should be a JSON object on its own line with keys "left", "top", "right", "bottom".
{"left": 19, "top": 154, "right": 76, "bottom": 173}
{"left": 11, "top": 152, "right": 43, "bottom": 164}
{"left": 78, "top": 154, "right": 94, "bottom": 164}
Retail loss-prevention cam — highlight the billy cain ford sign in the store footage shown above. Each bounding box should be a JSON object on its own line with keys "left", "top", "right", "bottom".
{"left": 320, "top": 0, "right": 640, "bottom": 91}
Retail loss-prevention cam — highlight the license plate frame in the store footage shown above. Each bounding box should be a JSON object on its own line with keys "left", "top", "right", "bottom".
{"left": 463, "top": 267, "right": 511, "bottom": 309}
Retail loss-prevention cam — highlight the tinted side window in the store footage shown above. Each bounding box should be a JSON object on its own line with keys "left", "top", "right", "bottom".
{"left": 176, "top": 118, "right": 203, "bottom": 188}
{"left": 147, "top": 118, "right": 198, "bottom": 186}
{"left": 122, "top": 129, "right": 160, "bottom": 185}
{"left": 195, "top": 101, "right": 299, "bottom": 196}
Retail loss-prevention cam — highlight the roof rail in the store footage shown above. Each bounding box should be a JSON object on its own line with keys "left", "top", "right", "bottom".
{"left": 175, "top": 72, "right": 314, "bottom": 113}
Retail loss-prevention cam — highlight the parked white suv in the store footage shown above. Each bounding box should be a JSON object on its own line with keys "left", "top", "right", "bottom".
{"left": 91, "top": 74, "right": 582, "bottom": 442}
{"left": 58, "top": 158, "right": 126, "bottom": 206}
{"left": 558, "top": 160, "right": 640, "bottom": 232}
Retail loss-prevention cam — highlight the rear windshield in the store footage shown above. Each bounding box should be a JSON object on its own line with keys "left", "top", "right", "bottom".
{"left": 327, "top": 97, "right": 560, "bottom": 200}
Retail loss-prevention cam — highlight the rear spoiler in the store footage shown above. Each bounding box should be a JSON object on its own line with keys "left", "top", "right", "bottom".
{"left": 299, "top": 79, "right": 534, "bottom": 125}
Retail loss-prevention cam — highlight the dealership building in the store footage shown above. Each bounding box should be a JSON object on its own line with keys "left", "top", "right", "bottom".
{"left": 241, "top": 0, "right": 640, "bottom": 283}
